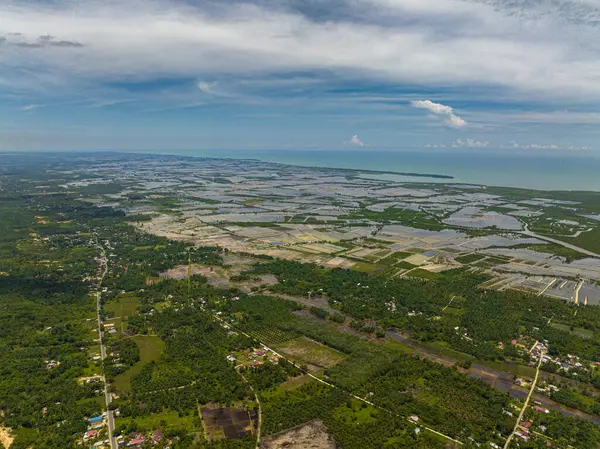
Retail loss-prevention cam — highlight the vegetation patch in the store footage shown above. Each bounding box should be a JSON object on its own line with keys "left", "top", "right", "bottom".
{"left": 455, "top": 253, "right": 486, "bottom": 264}
{"left": 550, "top": 322, "right": 594, "bottom": 340}
{"left": 275, "top": 336, "right": 346, "bottom": 370}
{"left": 351, "top": 262, "right": 379, "bottom": 273}
{"left": 114, "top": 336, "right": 165, "bottom": 394}
{"left": 115, "top": 409, "right": 202, "bottom": 436}
{"left": 406, "top": 268, "right": 443, "bottom": 280}
{"left": 105, "top": 292, "right": 140, "bottom": 319}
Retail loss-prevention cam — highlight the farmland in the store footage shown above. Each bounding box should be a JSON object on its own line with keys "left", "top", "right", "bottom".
{"left": 2, "top": 152, "right": 600, "bottom": 448}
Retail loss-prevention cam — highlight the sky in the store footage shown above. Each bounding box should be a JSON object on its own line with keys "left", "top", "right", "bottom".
{"left": 2, "top": 0, "right": 600, "bottom": 152}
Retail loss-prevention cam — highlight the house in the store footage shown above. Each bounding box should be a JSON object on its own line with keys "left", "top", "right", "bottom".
{"left": 534, "top": 406, "right": 549, "bottom": 414}
{"left": 46, "top": 360, "right": 60, "bottom": 370}
{"left": 89, "top": 415, "right": 103, "bottom": 423}
{"left": 84, "top": 430, "right": 99, "bottom": 440}
{"left": 409, "top": 415, "right": 419, "bottom": 423}
{"left": 128, "top": 434, "right": 146, "bottom": 446}
{"left": 90, "top": 420, "right": 104, "bottom": 430}
{"left": 152, "top": 429, "right": 163, "bottom": 444}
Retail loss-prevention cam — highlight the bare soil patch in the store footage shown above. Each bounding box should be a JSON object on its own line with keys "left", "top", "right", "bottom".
{"left": 200, "top": 404, "right": 254, "bottom": 441}
{"left": 0, "top": 426, "right": 14, "bottom": 449}
{"left": 260, "top": 419, "right": 336, "bottom": 449}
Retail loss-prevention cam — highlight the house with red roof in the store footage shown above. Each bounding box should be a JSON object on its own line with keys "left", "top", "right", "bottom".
{"left": 128, "top": 434, "right": 146, "bottom": 446}
{"left": 83, "top": 429, "right": 99, "bottom": 440}
{"left": 152, "top": 429, "right": 163, "bottom": 444}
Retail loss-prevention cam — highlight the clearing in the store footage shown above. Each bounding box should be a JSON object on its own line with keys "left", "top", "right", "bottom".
{"left": 116, "top": 410, "right": 202, "bottom": 434}
{"left": 200, "top": 404, "right": 255, "bottom": 441}
{"left": 105, "top": 293, "right": 140, "bottom": 319}
{"left": 0, "top": 425, "right": 13, "bottom": 449}
{"left": 260, "top": 419, "right": 336, "bottom": 449}
{"left": 113, "top": 335, "right": 165, "bottom": 394}
{"left": 275, "top": 336, "right": 345, "bottom": 372}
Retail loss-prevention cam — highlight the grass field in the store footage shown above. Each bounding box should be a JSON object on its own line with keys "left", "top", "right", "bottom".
{"left": 275, "top": 336, "right": 346, "bottom": 369}
{"left": 455, "top": 253, "right": 486, "bottom": 264}
{"left": 113, "top": 335, "right": 165, "bottom": 393}
{"left": 105, "top": 293, "right": 140, "bottom": 319}
{"left": 104, "top": 293, "right": 140, "bottom": 319}
{"left": 426, "top": 341, "right": 537, "bottom": 378}
{"left": 77, "top": 395, "right": 106, "bottom": 409}
{"left": 550, "top": 322, "right": 594, "bottom": 339}
{"left": 507, "top": 243, "right": 588, "bottom": 262}
{"left": 395, "top": 261, "right": 416, "bottom": 270}
{"left": 406, "top": 268, "right": 442, "bottom": 280}
{"left": 351, "top": 262, "right": 379, "bottom": 273}
{"left": 558, "top": 228, "right": 600, "bottom": 256}
{"left": 279, "top": 374, "right": 314, "bottom": 391}
{"left": 474, "top": 257, "right": 510, "bottom": 268}
{"left": 115, "top": 410, "right": 202, "bottom": 433}
{"left": 333, "top": 398, "right": 378, "bottom": 425}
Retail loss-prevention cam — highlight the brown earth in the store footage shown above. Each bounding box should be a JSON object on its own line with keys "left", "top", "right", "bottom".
{"left": 260, "top": 420, "right": 336, "bottom": 449}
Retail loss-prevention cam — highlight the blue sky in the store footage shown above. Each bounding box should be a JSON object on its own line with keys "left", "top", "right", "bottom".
{"left": 2, "top": 0, "right": 600, "bottom": 152}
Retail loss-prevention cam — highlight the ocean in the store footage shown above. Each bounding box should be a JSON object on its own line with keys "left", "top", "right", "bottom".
{"left": 137, "top": 149, "right": 600, "bottom": 192}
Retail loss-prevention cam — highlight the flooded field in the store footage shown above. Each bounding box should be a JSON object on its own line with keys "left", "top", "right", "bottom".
{"left": 443, "top": 207, "right": 522, "bottom": 230}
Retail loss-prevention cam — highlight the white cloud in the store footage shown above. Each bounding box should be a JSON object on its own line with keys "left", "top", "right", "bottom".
{"left": 452, "top": 138, "right": 489, "bottom": 148}
{"left": 20, "top": 104, "right": 44, "bottom": 111}
{"left": 509, "top": 141, "right": 559, "bottom": 150}
{"left": 196, "top": 81, "right": 218, "bottom": 94}
{"left": 506, "top": 141, "right": 592, "bottom": 150}
{"left": 411, "top": 100, "right": 468, "bottom": 128}
{"left": 349, "top": 134, "right": 365, "bottom": 146}
{"left": 411, "top": 100, "right": 453, "bottom": 115}
{"left": 3, "top": 0, "right": 600, "bottom": 102}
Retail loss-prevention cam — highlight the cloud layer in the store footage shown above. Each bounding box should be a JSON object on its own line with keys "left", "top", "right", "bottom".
{"left": 2, "top": 0, "right": 600, "bottom": 150}
{"left": 3, "top": 0, "right": 600, "bottom": 99}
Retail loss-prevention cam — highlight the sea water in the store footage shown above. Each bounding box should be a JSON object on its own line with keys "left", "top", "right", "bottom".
{"left": 139, "top": 148, "right": 600, "bottom": 192}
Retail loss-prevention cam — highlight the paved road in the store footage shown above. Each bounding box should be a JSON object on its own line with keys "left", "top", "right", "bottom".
{"left": 208, "top": 309, "right": 464, "bottom": 446}
{"left": 94, "top": 239, "right": 117, "bottom": 449}
{"left": 521, "top": 224, "right": 600, "bottom": 258}
{"left": 503, "top": 346, "right": 544, "bottom": 449}
{"left": 96, "top": 291, "right": 117, "bottom": 449}
{"left": 386, "top": 330, "right": 600, "bottom": 426}
{"left": 257, "top": 291, "right": 600, "bottom": 427}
